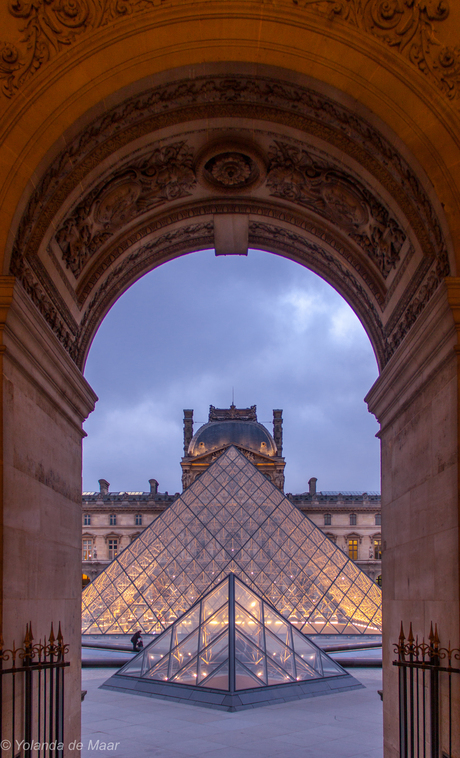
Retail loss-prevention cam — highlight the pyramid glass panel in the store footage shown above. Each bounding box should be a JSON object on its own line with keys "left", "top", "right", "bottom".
{"left": 84, "top": 447, "right": 381, "bottom": 636}
{"left": 103, "top": 575, "right": 362, "bottom": 710}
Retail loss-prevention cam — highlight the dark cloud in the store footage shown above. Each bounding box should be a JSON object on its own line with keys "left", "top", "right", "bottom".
{"left": 82, "top": 249, "right": 380, "bottom": 494}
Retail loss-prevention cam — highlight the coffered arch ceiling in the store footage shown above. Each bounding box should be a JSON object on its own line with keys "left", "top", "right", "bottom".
{"left": 9, "top": 69, "right": 452, "bottom": 371}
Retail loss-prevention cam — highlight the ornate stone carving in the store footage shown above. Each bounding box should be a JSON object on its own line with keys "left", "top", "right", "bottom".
{"left": 10, "top": 254, "right": 78, "bottom": 355}
{"left": 0, "top": 0, "right": 457, "bottom": 102}
{"left": 9, "top": 74, "right": 450, "bottom": 367}
{"left": 55, "top": 141, "right": 195, "bottom": 278}
{"left": 267, "top": 140, "right": 406, "bottom": 278}
{"left": 0, "top": 0, "right": 166, "bottom": 98}
{"left": 196, "top": 140, "right": 266, "bottom": 193}
{"left": 294, "top": 0, "right": 459, "bottom": 99}
{"left": 12, "top": 75, "right": 445, "bottom": 279}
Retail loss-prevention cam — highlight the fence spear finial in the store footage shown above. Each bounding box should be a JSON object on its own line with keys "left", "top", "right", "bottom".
{"left": 49, "top": 622, "right": 55, "bottom": 645}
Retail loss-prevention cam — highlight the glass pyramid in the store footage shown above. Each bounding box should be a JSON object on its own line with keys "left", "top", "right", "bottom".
{"left": 82, "top": 446, "right": 382, "bottom": 636}
{"left": 102, "top": 574, "right": 361, "bottom": 710}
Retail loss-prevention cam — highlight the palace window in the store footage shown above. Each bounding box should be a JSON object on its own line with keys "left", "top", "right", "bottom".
{"left": 83, "top": 514, "right": 91, "bottom": 526}
{"left": 348, "top": 538, "right": 358, "bottom": 561}
{"left": 374, "top": 537, "right": 382, "bottom": 560}
{"left": 82, "top": 539, "right": 92, "bottom": 561}
{"left": 108, "top": 539, "right": 118, "bottom": 559}
{"left": 109, "top": 513, "right": 117, "bottom": 526}
{"left": 324, "top": 513, "right": 331, "bottom": 526}
{"left": 375, "top": 513, "right": 381, "bottom": 526}
{"left": 349, "top": 513, "right": 357, "bottom": 526}
{"left": 135, "top": 513, "right": 142, "bottom": 526}
{"left": 377, "top": 575, "right": 382, "bottom": 587}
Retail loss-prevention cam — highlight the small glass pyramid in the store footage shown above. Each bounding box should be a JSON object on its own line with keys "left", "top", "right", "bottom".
{"left": 83, "top": 446, "right": 381, "bottom": 636}
{"left": 102, "top": 574, "right": 361, "bottom": 710}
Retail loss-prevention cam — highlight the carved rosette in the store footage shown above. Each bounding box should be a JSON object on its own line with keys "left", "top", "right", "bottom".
{"left": 196, "top": 141, "right": 266, "bottom": 193}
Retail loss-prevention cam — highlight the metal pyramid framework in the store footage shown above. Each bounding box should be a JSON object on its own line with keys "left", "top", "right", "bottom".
{"left": 82, "top": 446, "right": 382, "bottom": 636}
{"left": 102, "top": 574, "right": 362, "bottom": 710}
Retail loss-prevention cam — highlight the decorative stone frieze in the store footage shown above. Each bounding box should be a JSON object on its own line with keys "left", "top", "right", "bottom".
{"left": 293, "top": 0, "right": 459, "bottom": 100}
{"left": 0, "top": 0, "right": 457, "bottom": 104}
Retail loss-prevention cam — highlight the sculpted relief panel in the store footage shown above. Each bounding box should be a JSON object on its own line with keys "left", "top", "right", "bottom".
{"left": 9, "top": 74, "right": 451, "bottom": 370}
{"left": 56, "top": 141, "right": 195, "bottom": 278}
{"left": 266, "top": 141, "right": 405, "bottom": 278}
{"left": 53, "top": 133, "right": 408, "bottom": 284}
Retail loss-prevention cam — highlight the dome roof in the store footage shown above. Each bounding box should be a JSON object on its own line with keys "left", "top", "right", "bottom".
{"left": 188, "top": 420, "right": 277, "bottom": 457}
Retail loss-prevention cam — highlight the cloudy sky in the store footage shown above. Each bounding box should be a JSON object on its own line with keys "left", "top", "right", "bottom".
{"left": 82, "top": 249, "right": 381, "bottom": 495}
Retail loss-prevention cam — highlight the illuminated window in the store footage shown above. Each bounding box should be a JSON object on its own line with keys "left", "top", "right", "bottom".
{"left": 349, "top": 513, "right": 357, "bottom": 526}
{"left": 377, "top": 575, "right": 382, "bottom": 587}
{"left": 82, "top": 539, "right": 92, "bottom": 561}
{"left": 348, "top": 538, "right": 358, "bottom": 560}
{"left": 375, "top": 513, "right": 381, "bottom": 526}
{"left": 82, "top": 574, "right": 91, "bottom": 589}
{"left": 135, "top": 514, "right": 142, "bottom": 526}
{"left": 324, "top": 513, "right": 331, "bottom": 526}
{"left": 374, "top": 537, "right": 382, "bottom": 560}
{"left": 109, "top": 513, "right": 116, "bottom": 526}
{"left": 84, "top": 514, "right": 91, "bottom": 526}
{"left": 108, "top": 539, "right": 118, "bottom": 559}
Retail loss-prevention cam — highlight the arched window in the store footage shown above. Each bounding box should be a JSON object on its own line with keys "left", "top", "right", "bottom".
{"left": 373, "top": 536, "right": 382, "bottom": 560}
{"left": 324, "top": 513, "right": 331, "bottom": 526}
{"left": 109, "top": 513, "right": 116, "bottom": 526}
{"left": 349, "top": 513, "right": 357, "bottom": 526}
{"left": 375, "top": 513, "right": 381, "bottom": 526}
{"left": 135, "top": 513, "right": 142, "bottom": 526}
{"left": 83, "top": 513, "right": 91, "bottom": 526}
{"left": 348, "top": 538, "right": 358, "bottom": 560}
{"left": 82, "top": 539, "right": 92, "bottom": 561}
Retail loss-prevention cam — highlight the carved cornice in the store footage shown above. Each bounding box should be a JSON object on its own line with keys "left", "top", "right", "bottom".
{"left": 295, "top": 0, "right": 458, "bottom": 100}
{"left": 0, "top": 0, "right": 458, "bottom": 104}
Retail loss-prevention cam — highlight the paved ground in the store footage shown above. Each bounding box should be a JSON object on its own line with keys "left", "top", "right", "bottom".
{"left": 82, "top": 667, "right": 383, "bottom": 758}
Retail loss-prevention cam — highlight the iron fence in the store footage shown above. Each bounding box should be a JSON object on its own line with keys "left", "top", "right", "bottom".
{"left": 394, "top": 622, "right": 460, "bottom": 758}
{"left": 0, "top": 623, "right": 69, "bottom": 758}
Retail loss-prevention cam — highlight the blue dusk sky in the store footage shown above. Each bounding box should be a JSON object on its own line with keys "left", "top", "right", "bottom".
{"left": 82, "top": 248, "right": 380, "bottom": 495}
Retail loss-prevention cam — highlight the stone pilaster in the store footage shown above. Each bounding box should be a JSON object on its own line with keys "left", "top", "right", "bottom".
{"left": 366, "top": 281, "right": 460, "bottom": 758}
{"left": 1, "top": 281, "right": 97, "bottom": 748}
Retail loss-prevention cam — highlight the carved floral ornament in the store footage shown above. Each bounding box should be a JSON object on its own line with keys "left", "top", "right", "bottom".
{"left": 7, "top": 73, "right": 450, "bottom": 369}
{"left": 54, "top": 135, "right": 405, "bottom": 281}
{"left": 0, "top": 0, "right": 459, "bottom": 101}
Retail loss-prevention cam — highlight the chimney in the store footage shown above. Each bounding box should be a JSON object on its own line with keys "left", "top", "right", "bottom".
{"left": 98, "top": 478, "right": 110, "bottom": 495}
{"left": 308, "top": 477, "right": 317, "bottom": 497}
{"left": 273, "top": 409, "right": 283, "bottom": 456}
{"left": 183, "top": 409, "right": 194, "bottom": 454}
{"left": 149, "top": 478, "right": 159, "bottom": 495}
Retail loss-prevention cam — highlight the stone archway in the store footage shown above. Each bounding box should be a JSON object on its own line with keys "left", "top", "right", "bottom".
{"left": 1, "top": 4, "right": 460, "bottom": 756}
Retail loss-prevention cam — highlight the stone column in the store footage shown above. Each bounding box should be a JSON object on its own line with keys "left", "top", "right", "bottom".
{"left": 366, "top": 283, "right": 460, "bottom": 758}
{"left": 1, "top": 280, "right": 97, "bottom": 747}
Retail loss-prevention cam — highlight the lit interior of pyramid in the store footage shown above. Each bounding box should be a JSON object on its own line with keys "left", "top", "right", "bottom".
{"left": 119, "top": 575, "right": 346, "bottom": 690}
{"left": 82, "top": 446, "right": 382, "bottom": 636}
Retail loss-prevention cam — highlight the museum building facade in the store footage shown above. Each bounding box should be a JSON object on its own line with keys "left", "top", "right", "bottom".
{"left": 82, "top": 406, "right": 381, "bottom": 584}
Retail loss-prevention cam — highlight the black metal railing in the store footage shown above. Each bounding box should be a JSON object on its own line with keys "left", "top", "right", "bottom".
{"left": 394, "top": 622, "right": 460, "bottom": 758}
{"left": 0, "top": 623, "right": 69, "bottom": 758}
